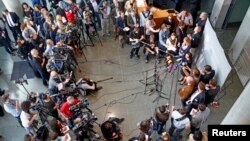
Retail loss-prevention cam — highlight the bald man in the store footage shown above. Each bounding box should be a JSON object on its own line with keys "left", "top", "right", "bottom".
{"left": 48, "top": 71, "right": 70, "bottom": 94}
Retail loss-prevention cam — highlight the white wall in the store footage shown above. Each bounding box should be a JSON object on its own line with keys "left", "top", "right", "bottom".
{"left": 221, "top": 81, "right": 250, "bottom": 124}
{"left": 210, "top": 0, "right": 232, "bottom": 29}
{"left": 230, "top": 7, "right": 250, "bottom": 64}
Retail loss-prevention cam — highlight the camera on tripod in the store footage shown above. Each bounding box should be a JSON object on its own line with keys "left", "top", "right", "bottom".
{"left": 15, "top": 77, "right": 28, "bottom": 85}
{"left": 69, "top": 98, "right": 90, "bottom": 114}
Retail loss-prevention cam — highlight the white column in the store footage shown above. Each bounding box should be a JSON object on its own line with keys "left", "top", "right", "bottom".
{"left": 230, "top": 7, "right": 250, "bottom": 64}
{"left": 221, "top": 81, "right": 250, "bottom": 124}
{"left": 210, "top": 0, "right": 232, "bottom": 29}
{"left": 2, "top": 0, "right": 22, "bottom": 18}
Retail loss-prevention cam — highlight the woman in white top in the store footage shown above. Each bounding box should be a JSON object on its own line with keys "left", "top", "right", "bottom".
{"left": 166, "top": 33, "right": 178, "bottom": 55}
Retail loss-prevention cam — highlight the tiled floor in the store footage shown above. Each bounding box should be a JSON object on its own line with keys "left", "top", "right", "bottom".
{"left": 0, "top": 0, "right": 244, "bottom": 141}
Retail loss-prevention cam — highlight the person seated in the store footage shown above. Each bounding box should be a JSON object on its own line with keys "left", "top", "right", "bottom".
{"left": 185, "top": 82, "right": 206, "bottom": 112}
{"left": 59, "top": 96, "right": 80, "bottom": 127}
{"left": 205, "top": 79, "right": 220, "bottom": 105}
{"left": 165, "top": 33, "right": 178, "bottom": 56}
{"left": 177, "top": 52, "right": 193, "bottom": 85}
{"left": 101, "top": 117, "right": 124, "bottom": 141}
{"left": 200, "top": 65, "right": 215, "bottom": 84}
{"left": 144, "top": 35, "right": 160, "bottom": 63}
{"left": 178, "top": 76, "right": 196, "bottom": 107}
{"left": 76, "top": 75, "right": 103, "bottom": 96}
{"left": 165, "top": 54, "right": 174, "bottom": 73}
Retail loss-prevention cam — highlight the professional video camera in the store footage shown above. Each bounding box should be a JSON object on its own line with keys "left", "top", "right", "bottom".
{"left": 28, "top": 93, "right": 51, "bottom": 124}
{"left": 72, "top": 110, "right": 99, "bottom": 141}
{"left": 69, "top": 98, "right": 90, "bottom": 114}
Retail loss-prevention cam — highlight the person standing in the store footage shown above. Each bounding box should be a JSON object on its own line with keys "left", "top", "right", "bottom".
{"left": 100, "top": 1, "right": 111, "bottom": 36}
{"left": 2, "top": 94, "right": 23, "bottom": 127}
{"left": 0, "top": 28, "right": 15, "bottom": 55}
{"left": 30, "top": 49, "right": 49, "bottom": 86}
{"left": 129, "top": 24, "right": 144, "bottom": 59}
{"left": 2, "top": 9, "right": 22, "bottom": 42}
{"left": 20, "top": 101, "right": 38, "bottom": 136}
{"left": 169, "top": 107, "right": 190, "bottom": 141}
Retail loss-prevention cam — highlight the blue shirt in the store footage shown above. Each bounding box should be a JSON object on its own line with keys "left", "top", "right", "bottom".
{"left": 3, "top": 100, "right": 21, "bottom": 117}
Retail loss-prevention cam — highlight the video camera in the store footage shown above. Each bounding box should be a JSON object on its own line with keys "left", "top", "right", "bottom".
{"left": 15, "top": 77, "right": 28, "bottom": 85}
{"left": 69, "top": 98, "right": 90, "bottom": 114}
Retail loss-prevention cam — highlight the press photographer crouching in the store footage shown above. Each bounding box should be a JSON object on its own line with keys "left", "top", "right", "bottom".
{"left": 76, "top": 74, "right": 103, "bottom": 96}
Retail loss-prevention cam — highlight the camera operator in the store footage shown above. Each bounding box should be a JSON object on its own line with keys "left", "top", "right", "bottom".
{"left": 42, "top": 93, "right": 62, "bottom": 121}
{"left": 76, "top": 74, "right": 103, "bottom": 96}
{"left": 101, "top": 117, "right": 124, "bottom": 141}
{"left": 1, "top": 94, "right": 23, "bottom": 127}
{"left": 48, "top": 71, "right": 70, "bottom": 94}
{"left": 20, "top": 101, "right": 38, "bottom": 136}
{"left": 59, "top": 96, "right": 80, "bottom": 125}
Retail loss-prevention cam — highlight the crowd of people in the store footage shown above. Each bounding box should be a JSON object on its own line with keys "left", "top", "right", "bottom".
{"left": 0, "top": 0, "right": 223, "bottom": 141}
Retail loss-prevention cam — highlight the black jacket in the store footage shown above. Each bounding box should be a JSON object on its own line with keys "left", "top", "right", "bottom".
{"left": 2, "top": 12, "right": 20, "bottom": 27}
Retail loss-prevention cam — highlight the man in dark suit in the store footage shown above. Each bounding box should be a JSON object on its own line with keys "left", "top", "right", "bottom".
{"left": 2, "top": 9, "right": 22, "bottom": 42}
{"left": 185, "top": 81, "right": 206, "bottom": 112}
{"left": 127, "top": 10, "right": 140, "bottom": 31}
{"left": 116, "top": 11, "right": 128, "bottom": 48}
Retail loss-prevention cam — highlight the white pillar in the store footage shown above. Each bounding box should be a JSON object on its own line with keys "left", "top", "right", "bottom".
{"left": 210, "top": 0, "right": 232, "bottom": 29}
{"left": 229, "top": 7, "right": 250, "bottom": 64}
{"left": 221, "top": 81, "right": 250, "bottom": 124}
{"left": 2, "top": 0, "right": 22, "bottom": 18}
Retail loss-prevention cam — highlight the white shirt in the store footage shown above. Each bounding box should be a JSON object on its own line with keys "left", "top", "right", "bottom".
{"left": 20, "top": 111, "right": 31, "bottom": 127}
{"left": 90, "top": 0, "right": 99, "bottom": 12}
{"left": 6, "top": 13, "right": 16, "bottom": 27}
{"left": 172, "top": 110, "right": 190, "bottom": 129}
{"left": 140, "top": 11, "right": 152, "bottom": 27}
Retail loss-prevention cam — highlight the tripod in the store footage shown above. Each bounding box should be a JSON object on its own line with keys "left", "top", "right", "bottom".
{"left": 141, "top": 57, "right": 169, "bottom": 103}
{"left": 18, "top": 82, "right": 30, "bottom": 96}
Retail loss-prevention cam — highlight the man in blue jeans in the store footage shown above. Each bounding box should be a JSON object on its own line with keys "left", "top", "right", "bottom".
{"left": 169, "top": 107, "right": 190, "bottom": 141}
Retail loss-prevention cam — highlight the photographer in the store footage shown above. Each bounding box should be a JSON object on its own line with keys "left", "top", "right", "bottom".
{"left": 76, "top": 74, "right": 103, "bottom": 96}
{"left": 20, "top": 101, "right": 38, "bottom": 136}
{"left": 101, "top": 117, "right": 124, "bottom": 141}
{"left": 42, "top": 93, "right": 62, "bottom": 121}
